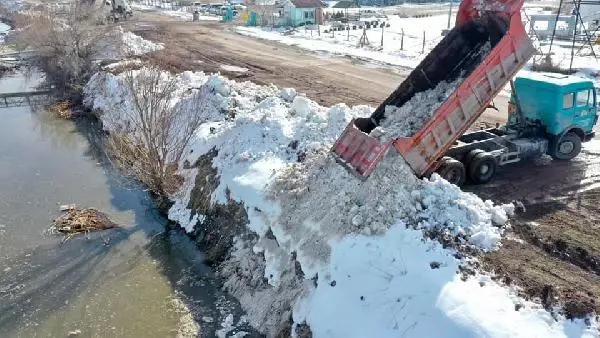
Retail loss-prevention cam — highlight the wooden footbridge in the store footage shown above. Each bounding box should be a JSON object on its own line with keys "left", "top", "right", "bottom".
{"left": 0, "top": 89, "right": 52, "bottom": 108}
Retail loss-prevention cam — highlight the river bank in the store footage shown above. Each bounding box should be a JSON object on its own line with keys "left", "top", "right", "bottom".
{"left": 0, "top": 72, "right": 256, "bottom": 338}
{"left": 85, "top": 68, "right": 599, "bottom": 337}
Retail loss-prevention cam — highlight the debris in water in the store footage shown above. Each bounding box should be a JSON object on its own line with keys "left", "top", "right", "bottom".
{"left": 51, "top": 207, "right": 118, "bottom": 235}
{"left": 46, "top": 100, "right": 78, "bottom": 119}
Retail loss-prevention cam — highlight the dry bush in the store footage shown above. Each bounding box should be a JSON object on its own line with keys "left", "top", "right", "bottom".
{"left": 105, "top": 67, "right": 210, "bottom": 196}
{"left": 14, "top": 3, "right": 116, "bottom": 100}
{"left": 531, "top": 54, "right": 575, "bottom": 74}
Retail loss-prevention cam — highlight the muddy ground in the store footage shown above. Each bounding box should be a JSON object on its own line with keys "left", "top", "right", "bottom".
{"left": 469, "top": 143, "right": 600, "bottom": 318}
{"left": 126, "top": 11, "right": 508, "bottom": 125}
{"left": 129, "top": 10, "right": 600, "bottom": 320}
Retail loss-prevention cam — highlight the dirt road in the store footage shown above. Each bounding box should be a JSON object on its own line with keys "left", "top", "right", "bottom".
{"left": 128, "top": 11, "right": 508, "bottom": 125}
{"left": 467, "top": 141, "right": 600, "bottom": 318}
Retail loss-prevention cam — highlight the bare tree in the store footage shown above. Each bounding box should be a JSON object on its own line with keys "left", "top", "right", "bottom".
{"left": 105, "top": 67, "right": 210, "bottom": 196}
{"left": 15, "top": 3, "right": 115, "bottom": 100}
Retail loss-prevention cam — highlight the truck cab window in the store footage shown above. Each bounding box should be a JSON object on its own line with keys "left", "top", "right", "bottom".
{"left": 576, "top": 90, "right": 589, "bottom": 107}
{"left": 563, "top": 93, "right": 574, "bottom": 109}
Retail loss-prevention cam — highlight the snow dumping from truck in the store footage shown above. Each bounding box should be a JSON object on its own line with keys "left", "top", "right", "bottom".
{"left": 356, "top": 14, "right": 502, "bottom": 137}
{"left": 84, "top": 69, "right": 598, "bottom": 337}
{"left": 332, "top": 0, "right": 537, "bottom": 179}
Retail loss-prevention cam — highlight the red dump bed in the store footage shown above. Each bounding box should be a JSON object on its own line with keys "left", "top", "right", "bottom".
{"left": 331, "top": 0, "right": 536, "bottom": 179}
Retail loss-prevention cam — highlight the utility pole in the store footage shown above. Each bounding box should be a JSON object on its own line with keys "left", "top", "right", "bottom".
{"left": 400, "top": 28, "right": 404, "bottom": 50}
{"left": 569, "top": 0, "right": 582, "bottom": 72}
{"left": 447, "top": 1, "right": 453, "bottom": 29}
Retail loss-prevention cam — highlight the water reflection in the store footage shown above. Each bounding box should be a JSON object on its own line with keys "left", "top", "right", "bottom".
{"left": 0, "top": 73, "right": 256, "bottom": 337}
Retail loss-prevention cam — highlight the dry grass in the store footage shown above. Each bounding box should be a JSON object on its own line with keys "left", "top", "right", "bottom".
{"left": 46, "top": 100, "right": 76, "bottom": 119}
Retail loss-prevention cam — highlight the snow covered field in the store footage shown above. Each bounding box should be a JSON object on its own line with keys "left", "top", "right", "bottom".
{"left": 237, "top": 14, "right": 450, "bottom": 69}
{"left": 130, "top": 3, "right": 221, "bottom": 21}
{"left": 236, "top": 10, "right": 600, "bottom": 79}
{"left": 84, "top": 63, "right": 599, "bottom": 337}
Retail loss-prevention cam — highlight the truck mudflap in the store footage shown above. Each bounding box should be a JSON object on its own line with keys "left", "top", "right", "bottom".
{"left": 331, "top": 119, "right": 392, "bottom": 179}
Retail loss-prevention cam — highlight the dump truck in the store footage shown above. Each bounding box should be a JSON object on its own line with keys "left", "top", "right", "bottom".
{"left": 331, "top": 0, "right": 598, "bottom": 185}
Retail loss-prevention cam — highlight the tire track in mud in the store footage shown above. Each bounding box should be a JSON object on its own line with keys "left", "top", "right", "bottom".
{"left": 467, "top": 138, "right": 600, "bottom": 319}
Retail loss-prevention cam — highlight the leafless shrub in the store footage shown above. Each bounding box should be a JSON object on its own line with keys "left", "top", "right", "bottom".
{"left": 14, "top": 3, "right": 116, "bottom": 100}
{"left": 531, "top": 54, "right": 574, "bottom": 74}
{"left": 105, "top": 67, "right": 210, "bottom": 196}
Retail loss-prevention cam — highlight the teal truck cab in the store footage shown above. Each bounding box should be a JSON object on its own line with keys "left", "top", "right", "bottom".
{"left": 439, "top": 71, "right": 599, "bottom": 185}
{"left": 508, "top": 71, "right": 598, "bottom": 159}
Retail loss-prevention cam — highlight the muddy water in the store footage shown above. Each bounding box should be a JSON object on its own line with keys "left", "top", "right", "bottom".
{"left": 0, "top": 73, "right": 252, "bottom": 337}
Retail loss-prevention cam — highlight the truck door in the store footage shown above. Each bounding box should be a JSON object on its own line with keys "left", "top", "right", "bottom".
{"left": 573, "top": 89, "right": 597, "bottom": 132}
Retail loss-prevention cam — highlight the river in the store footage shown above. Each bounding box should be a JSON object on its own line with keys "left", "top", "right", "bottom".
{"left": 0, "top": 73, "right": 253, "bottom": 337}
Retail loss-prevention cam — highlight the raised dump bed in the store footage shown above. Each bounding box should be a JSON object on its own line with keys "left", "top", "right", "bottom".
{"left": 331, "top": 0, "right": 536, "bottom": 179}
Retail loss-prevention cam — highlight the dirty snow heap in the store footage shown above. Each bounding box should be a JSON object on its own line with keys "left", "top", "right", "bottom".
{"left": 84, "top": 68, "right": 598, "bottom": 337}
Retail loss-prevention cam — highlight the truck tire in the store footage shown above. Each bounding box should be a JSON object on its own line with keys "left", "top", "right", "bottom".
{"left": 468, "top": 152, "right": 497, "bottom": 184}
{"left": 437, "top": 158, "right": 466, "bottom": 186}
{"left": 464, "top": 149, "right": 485, "bottom": 166}
{"left": 551, "top": 132, "right": 582, "bottom": 160}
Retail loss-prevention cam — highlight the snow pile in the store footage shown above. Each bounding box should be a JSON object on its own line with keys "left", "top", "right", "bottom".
{"left": 220, "top": 64, "right": 249, "bottom": 73}
{"left": 121, "top": 31, "right": 164, "bottom": 56}
{"left": 294, "top": 223, "right": 598, "bottom": 338}
{"left": 372, "top": 77, "right": 461, "bottom": 139}
{"left": 96, "top": 28, "right": 164, "bottom": 61}
{"left": 84, "top": 69, "right": 598, "bottom": 337}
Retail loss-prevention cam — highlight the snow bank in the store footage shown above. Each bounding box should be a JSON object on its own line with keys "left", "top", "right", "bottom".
{"left": 294, "top": 223, "right": 597, "bottom": 338}
{"left": 122, "top": 31, "right": 164, "bottom": 56}
{"left": 220, "top": 64, "right": 249, "bottom": 73}
{"left": 84, "top": 69, "right": 597, "bottom": 337}
{"left": 96, "top": 27, "right": 164, "bottom": 61}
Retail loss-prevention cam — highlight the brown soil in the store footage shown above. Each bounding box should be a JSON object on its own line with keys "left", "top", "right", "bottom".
{"left": 125, "top": 12, "right": 508, "bottom": 127}
{"left": 481, "top": 191, "right": 600, "bottom": 319}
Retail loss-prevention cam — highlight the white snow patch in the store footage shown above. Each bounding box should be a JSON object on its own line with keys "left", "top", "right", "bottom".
{"left": 169, "top": 169, "right": 205, "bottom": 233}
{"left": 215, "top": 314, "right": 234, "bottom": 338}
{"left": 220, "top": 64, "right": 249, "bottom": 73}
{"left": 294, "top": 223, "right": 593, "bottom": 338}
{"left": 122, "top": 31, "right": 164, "bottom": 56}
{"left": 102, "top": 59, "right": 143, "bottom": 71}
{"left": 279, "top": 88, "right": 297, "bottom": 102}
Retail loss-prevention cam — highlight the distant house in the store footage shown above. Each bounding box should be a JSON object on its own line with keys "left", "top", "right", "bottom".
{"left": 246, "top": 0, "right": 280, "bottom": 26}
{"left": 332, "top": 0, "right": 359, "bottom": 8}
{"left": 281, "top": 0, "right": 323, "bottom": 26}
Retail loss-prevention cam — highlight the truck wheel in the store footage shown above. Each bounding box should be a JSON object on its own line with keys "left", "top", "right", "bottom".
{"left": 437, "top": 158, "right": 466, "bottom": 186}
{"left": 468, "top": 152, "right": 497, "bottom": 184}
{"left": 464, "top": 149, "right": 485, "bottom": 166}
{"left": 551, "top": 132, "right": 582, "bottom": 160}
